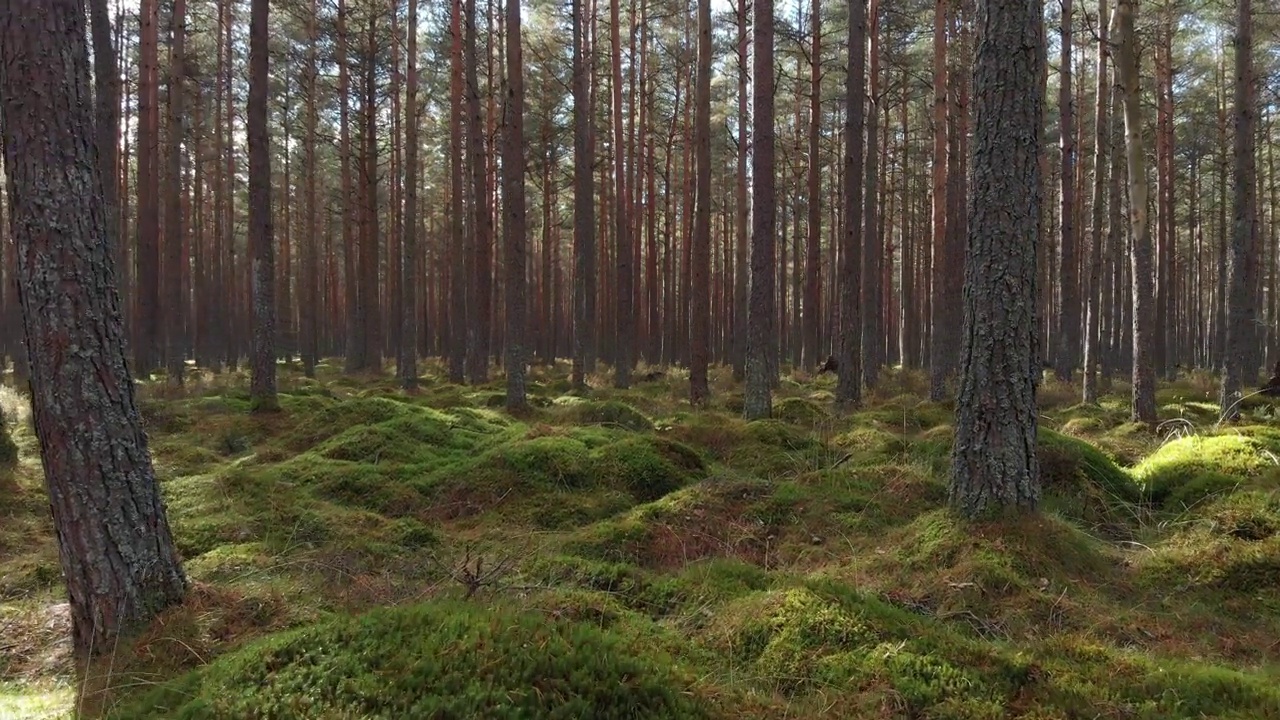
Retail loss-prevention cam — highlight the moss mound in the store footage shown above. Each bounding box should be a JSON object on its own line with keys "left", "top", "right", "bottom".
{"left": 565, "top": 400, "right": 654, "bottom": 432}
{"left": 1037, "top": 429, "right": 1141, "bottom": 534}
{"left": 113, "top": 601, "right": 711, "bottom": 719}
{"left": 773, "top": 397, "right": 830, "bottom": 425}
{"left": 1133, "top": 433, "right": 1279, "bottom": 508}
{"left": 1141, "top": 491, "right": 1280, "bottom": 593}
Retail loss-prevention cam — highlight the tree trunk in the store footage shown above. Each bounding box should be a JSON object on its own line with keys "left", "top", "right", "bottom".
{"left": 1054, "top": 0, "right": 1079, "bottom": 382}
{"left": 89, "top": 0, "right": 122, "bottom": 337}
{"left": 610, "top": 0, "right": 634, "bottom": 388}
{"left": 165, "top": 0, "right": 187, "bottom": 385}
{"left": 1219, "top": 0, "right": 1255, "bottom": 420}
{"left": 136, "top": 0, "right": 160, "bottom": 374}
{"left": 1115, "top": 0, "right": 1156, "bottom": 425}
{"left": 743, "top": 0, "right": 775, "bottom": 420}
{"left": 503, "top": 0, "right": 528, "bottom": 411}
{"left": 361, "top": 15, "right": 382, "bottom": 372}
{"left": 449, "top": 0, "right": 468, "bottom": 384}
{"left": 466, "top": 0, "right": 493, "bottom": 384}
{"left": 301, "top": 0, "right": 319, "bottom": 378}
{"left": 927, "top": 0, "right": 949, "bottom": 399}
{"left": 836, "top": 0, "right": 865, "bottom": 409}
{"left": 248, "top": 0, "right": 277, "bottom": 411}
{"left": 572, "top": 0, "right": 596, "bottom": 390}
{"left": 803, "top": 0, "right": 822, "bottom": 370}
{"left": 1083, "top": 0, "right": 1110, "bottom": 404}
{"left": 949, "top": 0, "right": 1044, "bottom": 519}
{"left": 0, "top": 0, "right": 188, "bottom": 655}
{"left": 732, "top": 0, "right": 749, "bottom": 381}
{"left": 339, "top": 0, "right": 362, "bottom": 373}
{"left": 689, "top": 0, "right": 711, "bottom": 405}
{"left": 400, "top": 0, "right": 420, "bottom": 389}
{"left": 862, "top": 0, "right": 882, "bottom": 388}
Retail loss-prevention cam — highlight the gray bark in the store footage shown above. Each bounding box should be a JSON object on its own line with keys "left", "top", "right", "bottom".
{"left": 0, "top": 0, "right": 188, "bottom": 654}
{"left": 949, "top": 0, "right": 1045, "bottom": 518}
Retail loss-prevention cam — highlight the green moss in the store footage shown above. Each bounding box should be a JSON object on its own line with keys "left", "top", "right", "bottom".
{"left": 529, "top": 555, "right": 683, "bottom": 614}
{"left": 772, "top": 397, "right": 830, "bottom": 425}
{"left": 1133, "top": 433, "right": 1276, "bottom": 507}
{"left": 1037, "top": 429, "right": 1141, "bottom": 535}
{"left": 567, "top": 400, "right": 654, "bottom": 432}
{"left": 112, "top": 601, "right": 711, "bottom": 719}
{"left": 594, "top": 436, "right": 707, "bottom": 502}
{"left": 1141, "top": 491, "right": 1280, "bottom": 594}
{"left": 496, "top": 436, "right": 594, "bottom": 489}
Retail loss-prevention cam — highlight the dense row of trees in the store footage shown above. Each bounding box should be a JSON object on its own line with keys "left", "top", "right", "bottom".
{"left": 0, "top": 0, "right": 1274, "bottom": 662}
{"left": 0, "top": 0, "right": 1273, "bottom": 413}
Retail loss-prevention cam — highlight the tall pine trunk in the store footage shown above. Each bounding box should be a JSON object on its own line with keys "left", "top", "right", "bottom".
{"left": 1116, "top": 0, "right": 1156, "bottom": 425}
{"left": 949, "top": 0, "right": 1044, "bottom": 518}
{"left": 1219, "top": 0, "right": 1255, "bottom": 419}
{"left": 0, "top": 0, "right": 188, "bottom": 655}
{"left": 744, "top": 0, "right": 776, "bottom": 419}
{"left": 689, "top": 0, "right": 712, "bottom": 405}
{"left": 248, "top": 0, "right": 278, "bottom": 410}
{"left": 400, "top": 0, "right": 420, "bottom": 389}
{"left": 504, "top": 0, "right": 529, "bottom": 411}
{"left": 836, "top": 0, "right": 866, "bottom": 409}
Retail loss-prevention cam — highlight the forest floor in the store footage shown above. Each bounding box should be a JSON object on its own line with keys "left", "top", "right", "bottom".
{"left": 1, "top": 362, "right": 1280, "bottom": 718}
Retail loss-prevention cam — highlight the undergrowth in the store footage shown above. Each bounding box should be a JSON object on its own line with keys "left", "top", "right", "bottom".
{"left": 1, "top": 361, "right": 1278, "bottom": 719}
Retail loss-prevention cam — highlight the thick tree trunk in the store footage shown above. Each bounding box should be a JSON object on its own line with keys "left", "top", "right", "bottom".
{"left": 248, "top": 0, "right": 277, "bottom": 411}
{"left": 949, "top": 0, "right": 1044, "bottom": 519}
{"left": 689, "top": 0, "right": 711, "bottom": 405}
{"left": 836, "top": 0, "right": 865, "bottom": 409}
{"left": 1116, "top": 0, "right": 1156, "bottom": 425}
{"left": 1219, "top": 0, "right": 1255, "bottom": 420}
{"left": 0, "top": 0, "right": 188, "bottom": 655}
{"left": 744, "top": 0, "right": 775, "bottom": 420}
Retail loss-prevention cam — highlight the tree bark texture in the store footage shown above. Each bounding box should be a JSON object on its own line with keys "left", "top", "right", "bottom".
{"left": 248, "top": 0, "right": 278, "bottom": 410}
{"left": 744, "top": 0, "right": 775, "bottom": 420}
{"left": 949, "top": 0, "right": 1044, "bottom": 518}
{"left": 0, "top": 0, "right": 188, "bottom": 655}
{"left": 1219, "top": 0, "right": 1255, "bottom": 419}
